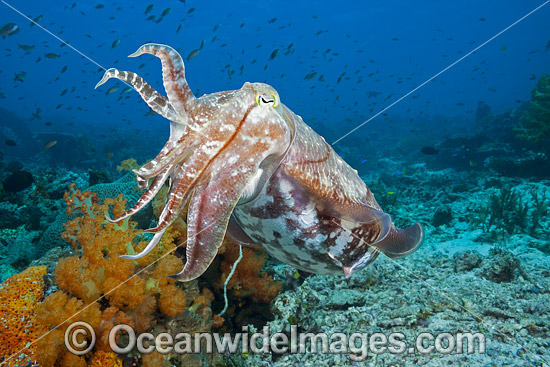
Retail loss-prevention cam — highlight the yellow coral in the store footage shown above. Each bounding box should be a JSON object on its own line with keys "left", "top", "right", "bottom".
{"left": 116, "top": 158, "right": 139, "bottom": 172}
{"left": 0, "top": 265, "right": 47, "bottom": 367}
{"left": 88, "top": 350, "right": 123, "bottom": 367}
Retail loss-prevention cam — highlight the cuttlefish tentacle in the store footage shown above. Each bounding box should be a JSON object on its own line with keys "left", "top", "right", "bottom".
{"left": 129, "top": 43, "right": 196, "bottom": 122}
{"left": 95, "top": 68, "right": 182, "bottom": 123}
{"left": 123, "top": 169, "right": 193, "bottom": 259}
{"left": 106, "top": 167, "right": 172, "bottom": 223}
{"left": 133, "top": 143, "right": 192, "bottom": 179}
{"left": 120, "top": 229, "right": 167, "bottom": 260}
{"left": 143, "top": 164, "right": 194, "bottom": 234}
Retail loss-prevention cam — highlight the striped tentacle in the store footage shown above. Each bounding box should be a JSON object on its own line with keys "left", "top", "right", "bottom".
{"left": 120, "top": 179, "right": 191, "bottom": 260}
{"left": 95, "top": 68, "right": 183, "bottom": 123}
{"left": 133, "top": 142, "right": 192, "bottom": 179}
{"left": 129, "top": 43, "right": 196, "bottom": 123}
{"left": 143, "top": 164, "right": 196, "bottom": 234}
{"left": 106, "top": 167, "right": 172, "bottom": 223}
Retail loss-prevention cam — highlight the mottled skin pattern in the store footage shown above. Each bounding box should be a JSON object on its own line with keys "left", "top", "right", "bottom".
{"left": 96, "top": 43, "right": 423, "bottom": 281}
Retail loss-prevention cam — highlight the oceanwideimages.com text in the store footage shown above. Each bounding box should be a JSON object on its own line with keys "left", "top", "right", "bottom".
{"left": 65, "top": 322, "right": 486, "bottom": 361}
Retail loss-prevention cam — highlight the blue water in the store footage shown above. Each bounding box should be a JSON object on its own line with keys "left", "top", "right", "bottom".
{"left": 1, "top": 0, "right": 548, "bottom": 158}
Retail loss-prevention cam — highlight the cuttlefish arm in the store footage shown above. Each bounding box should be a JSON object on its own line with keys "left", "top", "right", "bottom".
{"left": 95, "top": 67, "right": 183, "bottom": 124}
{"left": 97, "top": 44, "right": 294, "bottom": 281}
{"left": 169, "top": 103, "right": 293, "bottom": 281}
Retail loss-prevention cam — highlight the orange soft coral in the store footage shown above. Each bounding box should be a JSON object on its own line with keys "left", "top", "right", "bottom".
{"left": 0, "top": 265, "right": 47, "bottom": 367}
{"left": 33, "top": 187, "right": 200, "bottom": 365}
{"left": 34, "top": 291, "right": 102, "bottom": 367}
{"left": 158, "top": 284, "right": 187, "bottom": 317}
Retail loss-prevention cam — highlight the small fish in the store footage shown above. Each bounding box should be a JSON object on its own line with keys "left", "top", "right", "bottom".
{"left": 95, "top": 3, "right": 104, "bottom": 9}
{"left": 144, "top": 4, "right": 154, "bottom": 15}
{"left": 187, "top": 7, "right": 195, "bottom": 14}
{"left": 479, "top": 17, "right": 486, "bottom": 21}
{"left": 106, "top": 86, "right": 119, "bottom": 95}
{"left": 546, "top": 40, "right": 550, "bottom": 51}
{"left": 304, "top": 72, "right": 317, "bottom": 80}
{"left": 387, "top": 192, "right": 394, "bottom": 195}
{"left": 111, "top": 39, "right": 120, "bottom": 49}
{"left": 337, "top": 72, "right": 346, "bottom": 84}
{"left": 1, "top": 23, "right": 19, "bottom": 38}
{"left": 45, "top": 53, "right": 60, "bottom": 59}
{"left": 60, "top": 89, "right": 68, "bottom": 96}
{"left": 121, "top": 86, "right": 133, "bottom": 94}
{"left": 45, "top": 121, "right": 52, "bottom": 126}
{"left": 30, "top": 14, "right": 43, "bottom": 26}
{"left": 268, "top": 17, "right": 277, "bottom": 24}
{"left": 13, "top": 71, "right": 26, "bottom": 82}
{"left": 186, "top": 49, "right": 200, "bottom": 61}
{"left": 499, "top": 45, "right": 507, "bottom": 52}
{"left": 213, "top": 24, "right": 220, "bottom": 32}
{"left": 420, "top": 146, "right": 439, "bottom": 155}
{"left": 161, "top": 7, "right": 172, "bottom": 17}
{"left": 44, "top": 140, "right": 57, "bottom": 149}
{"left": 269, "top": 49, "right": 279, "bottom": 60}
{"left": 176, "top": 23, "right": 182, "bottom": 33}
{"left": 5, "top": 139, "right": 16, "bottom": 146}
{"left": 61, "top": 65, "right": 68, "bottom": 73}
{"left": 17, "top": 43, "right": 35, "bottom": 52}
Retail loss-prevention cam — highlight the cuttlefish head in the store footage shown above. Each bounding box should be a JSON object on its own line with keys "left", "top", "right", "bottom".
{"left": 95, "top": 43, "right": 295, "bottom": 281}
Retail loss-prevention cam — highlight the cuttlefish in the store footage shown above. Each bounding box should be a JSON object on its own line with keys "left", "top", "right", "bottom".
{"left": 96, "top": 43, "right": 423, "bottom": 281}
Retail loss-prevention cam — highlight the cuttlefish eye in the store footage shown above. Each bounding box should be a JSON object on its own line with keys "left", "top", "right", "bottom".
{"left": 255, "top": 93, "right": 278, "bottom": 107}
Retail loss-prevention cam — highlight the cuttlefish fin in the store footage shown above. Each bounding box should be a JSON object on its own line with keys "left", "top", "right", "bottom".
{"left": 373, "top": 222, "right": 423, "bottom": 259}
{"left": 226, "top": 215, "right": 257, "bottom": 247}
{"left": 322, "top": 198, "right": 422, "bottom": 265}
{"left": 340, "top": 203, "right": 423, "bottom": 259}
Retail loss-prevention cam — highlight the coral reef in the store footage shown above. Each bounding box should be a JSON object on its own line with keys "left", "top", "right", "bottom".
{"left": 452, "top": 250, "right": 483, "bottom": 272}
{"left": 473, "top": 186, "right": 547, "bottom": 238}
{"left": 217, "top": 242, "right": 282, "bottom": 304}
{"left": 31, "top": 186, "right": 215, "bottom": 366}
{"left": 116, "top": 158, "right": 139, "bottom": 173}
{"left": 0, "top": 265, "right": 47, "bottom": 367}
{"left": 37, "top": 172, "right": 147, "bottom": 252}
{"left": 478, "top": 248, "right": 522, "bottom": 283}
{"left": 515, "top": 74, "right": 550, "bottom": 143}
{"left": 431, "top": 206, "right": 453, "bottom": 227}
